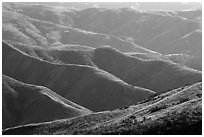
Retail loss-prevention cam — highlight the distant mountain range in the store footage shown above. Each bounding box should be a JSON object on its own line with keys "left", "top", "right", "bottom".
{"left": 3, "top": 2, "right": 202, "bottom": 70}
{"left": 15, "top": 2, "right": 201, "bottom": 11}
{"left": 2, "top": 2, "right": 202, "bottom": 135}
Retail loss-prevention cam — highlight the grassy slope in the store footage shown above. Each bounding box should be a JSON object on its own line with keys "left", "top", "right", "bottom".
{"left": 5, "top": 3, "right": 201, "bottom": 71}
{"left": 3, "top": 3, "right": 201, "bottom": 58}
{"left": 164, "top": 30, "right": 202, "bottom": 57}
{"left": 69, "top": 7, "right": 201, "bottom": 56}
{"left": 2, "top": 75, "right": 91, "bottom": 129}
{"left": 92, "top": 46, "right": 201, "bottom": 92}
{"left": 3, "top": 82, "right": 202, "bottom": 135}
{"left": 6, "top": 42, "right": 201, "bottom": 93}
{"left": 127, "top": 52, "right": 202, "bottom": 71}
{"left": 3, "top": 3, "right": 154, "bottom": 54}
{"left": 2, "top": 42, "right": 155, "bottom": 112}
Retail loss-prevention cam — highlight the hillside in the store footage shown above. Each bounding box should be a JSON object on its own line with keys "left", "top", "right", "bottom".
{"left": 176, "top": 9, "right": 202, "bottom": 21}
{"left": 67, "top": 7, "right": 201, "bottom": 57}
{"left": 2, "top": 41, "right": 95, "bottom": 66}
{"left": 3, "top": 2, "right": 201, "bottom": 72}
{"left": 163, "top": 30, "right": 202, "bottom": 56}
{"left": 2, "top": 2, "right": 202, "bottom": 135}
{"left": 3, "top": 3, "right": 154, "bottom": 54}
{"left": 3, "top": 3, "right": 201, "bottom": 57}
{"left": 166, "top": 54, "right": 202, "bottom": 71}
{"left": 2, "top": 42, "right": 155, "bottom": 112}
{"left": 6, "top": 42, "right": 201, "bottom": 93}
{"left": 127, "top": 52, "right": 202, "bottom": 71}
{"left": 3, "top": 82, "right": 202, "bottom": 135}
{"left": 2, "top": 75, "right": 91, "bottom": 129}
{"left": 92, "top": 47, "right": 201, "bottom": 92}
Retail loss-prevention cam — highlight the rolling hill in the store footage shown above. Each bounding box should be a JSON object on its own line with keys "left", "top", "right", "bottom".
{"left": 91, "top": 46, "right": 201, "bottom": 92}
{"left": 163, "top": 30, "right": 202, "bottom": 56}
{"left": 59, "top": 6, "right": 201, "bottom": 57}
{"left": 3, "top": 2, "right": 201, "bottom": 72}
{"left": 2, "top": 75, "right": 91, "bottom": 129}
{"left": 126, "top": 52, "right": 202, "bottom": 71}
{"left": 3, "top": 3, "right": 155, "bottom": 54}
{"left": 3, "top": 42, "right": 155, "bottom": 112}
{"left": 4, "top": 3, "right": 201, "bottom": 56}
{"left": 3, "top": 82, "right": 202, "bottom": 135}
{"left": 2, "top": 2, "right": 202, "bottom": 135}
{"left": 166, "top": 54, "right": 202, "bottom": 71}
{"left": 8, "top": 42, "right": 201, "bottom": 93}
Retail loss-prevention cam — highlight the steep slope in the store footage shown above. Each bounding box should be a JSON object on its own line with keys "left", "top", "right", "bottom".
{"left": 166, "top": 54, "right": 202, "bottom": 71}
{"left": 126, "top": 52, "right": 202, "bottom": 71}
{"left": 68, "top": 7, "right": 201, "bottom": 56}
{"left": 2, "top": 75, "right": 91, "bottom": 129}
{"left": 163, "top": 30, "right": 202, "bottom": 56}
{"left": 6, "top": 40, "right": 202, "bottom": 72}
{"left": 176, "top": 9, "right": 202, "bottom": 21}
{"left": 3, "top": 3, "right": 155, "bottom": 54}
{"left": 3, "top": 3, "right": 201, "bottom": 58}
{"left": 3, "top": 2, "right": 75, "bottom": 27}
{"left": 74, "top": 8, "right": 201, "bottom": 61}
{"left": 2, "top": 42, "right": 155, "bottom": 112}
{"left": 92, "top": 46, "right": 201, "bottom": 92}
{"left": 143, "top": 20, "right": 201, "bottom": 55}
{"left": 7, "top": 42, "right": 201, "bottom": 93}
{"left": 3, "top": 82, "right": 202, "bottom": 135}
{"left": 2, "top": 42, "right": 95, "bottom": 66}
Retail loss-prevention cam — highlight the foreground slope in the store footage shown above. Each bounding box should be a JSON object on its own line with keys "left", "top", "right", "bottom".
{"left": 2, "top": 42, "right": 155, "bottom": 112}
{"left": 3, "top": 82, "right": 202, "bottom": 135}
{"left": 2, "top": 75, "right": 91, "bottom": 129}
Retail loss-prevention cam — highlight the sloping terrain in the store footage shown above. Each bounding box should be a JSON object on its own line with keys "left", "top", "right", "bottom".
{"left": 176, "top": 9, "right": 202, "bottom": 21}
{"left": 2, "top": 3, "right": 202, "bottom": 135}
{"left": 142, "top": 19, "right": 201, "bottom": 54}
{"left": 3, "top": 3, "right": 154, "bottom": 54}
{"left": 166, "top": 54, "right": 202, "bottom": 71}
{"left": 6, "top": 42, "right": 201, "bottom": 93}
{"left": 2, "top": 42, "right": 155, "bottom": 112}
{"left": 127, "top": 52, "right": 202, "bottom": 71}
{"left": 3, "top": 2, "right": 201, "bottom": 71}
{"left": 3, "top": 82, "right": 202, "bottom": 135}
{"left": 2, "top": 41, "right": 95, "bottom": 66}
{"left": 2, "top": 75, "right": 91, "bottom": 129}
{"left": 92, "top": 46, "right": 201, "bottom": 92}
{"left": 163, "top": 30, "right": 202, "bottom": 57}
{"left": 67, "top": 7, "right": 201, "bottom": 57}
{"left": 137, "top": 2, "right": 201, "bottom": 11}
{"left": 4, "top": 3, "right": 201, "bottom": 57}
